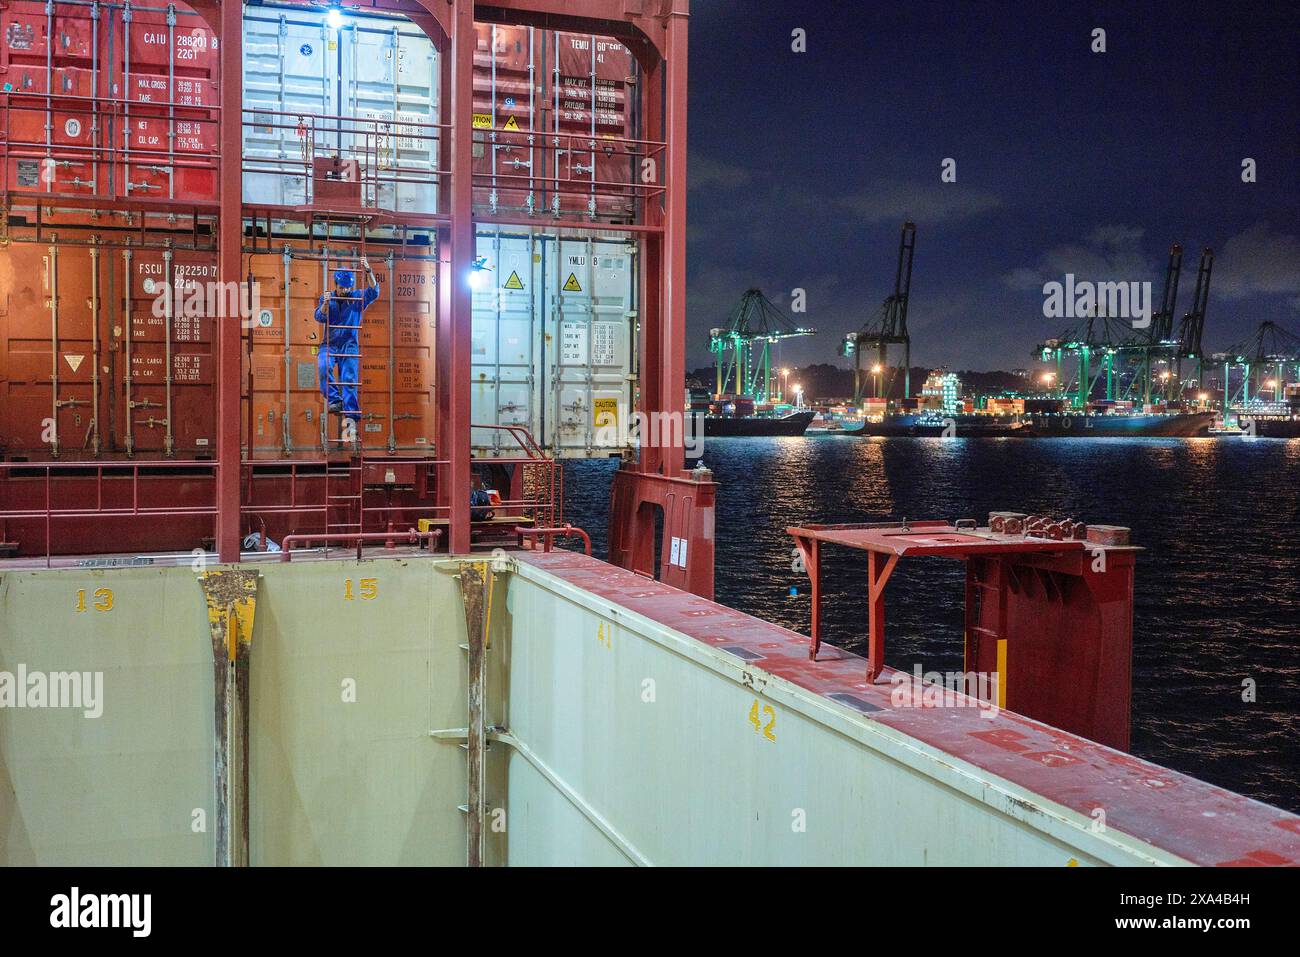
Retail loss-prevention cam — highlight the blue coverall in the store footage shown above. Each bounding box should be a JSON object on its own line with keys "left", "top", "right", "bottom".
{"left": 314, "top": 284, "right": 379, "bottom": 417}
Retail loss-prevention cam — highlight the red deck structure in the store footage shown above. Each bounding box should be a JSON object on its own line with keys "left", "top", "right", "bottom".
{"left": 789, "top": 518, "right": 1138, "bottom": 750}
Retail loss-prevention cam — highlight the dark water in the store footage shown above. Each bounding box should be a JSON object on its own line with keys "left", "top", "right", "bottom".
{"left": 565, "top": 436, "right": 1300, "bottom": 814}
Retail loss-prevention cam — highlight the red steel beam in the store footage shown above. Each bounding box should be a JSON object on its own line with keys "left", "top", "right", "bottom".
{"left": 658, "top": 2, "right": 689, "bottom": 478}
{"left": 436, "top": 0, "right": 475, "bottom": 554}
{"left": 216, "top": 0, "right": 244, "bottom": 562}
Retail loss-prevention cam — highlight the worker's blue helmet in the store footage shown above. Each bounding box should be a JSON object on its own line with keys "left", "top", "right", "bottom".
{"left": 333, "top": 269, "right": 355, "bottom": 289}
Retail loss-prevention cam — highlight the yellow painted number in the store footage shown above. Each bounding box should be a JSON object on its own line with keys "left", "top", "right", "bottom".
{"left": 76, "top": 588, "right": 114, "bottom": 612}
{"left": 344, "top": 578, "right": 379, "bottom": 601}
{"left": 596, "top": 622, "right": 611, "bottom": 648}
{"left": 748, "top": 699, "right": 776, "bottom": 742}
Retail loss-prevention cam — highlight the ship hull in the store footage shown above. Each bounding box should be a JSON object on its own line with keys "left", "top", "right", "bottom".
{"left": 703, "top": 410, "right": 816, "bottom": 437}
{"left": 1018, "top": 412, "right": 1213, "bottom": 437}
{"left": 848, "top": 412, "right": 1213, "bottom": 438}
{"left": 847, "top": 415, "right": 1027, "bottom": 438}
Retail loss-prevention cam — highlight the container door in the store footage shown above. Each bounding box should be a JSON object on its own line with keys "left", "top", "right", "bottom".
{"left": 544, "top": 236, "right": 634, "bottom": 456}
{"left": 344, "top": 19, "right": 439, "bottom": 214}
{"left": 471, "top": 232, "right": 536, "bottom": 454}
{"left": 3, "top": 1, "right": 99, "bottom": 196}
{"left": 119, "top": 4, "right": 219, "bottom": 201}
{"left": 472, "top": 24, "right": 539, "bottom": 216}
{"left": 243, "top": 10, "right": 336, "bottom": 206}
{"left": 121, "top": 249, "right": 217, "bottom": 456}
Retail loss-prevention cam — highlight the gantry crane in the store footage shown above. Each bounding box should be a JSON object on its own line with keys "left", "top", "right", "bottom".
{"left": 1131, "top": 242, "right": 1184, "bottom": 404}
{"left": 840, "top": 221, "right": 916, "bottom": 403}
{"left": 1036, "top": 311, "right": 1138, "bottom": 409}
{"left": 1171, "top": 247, "right": 1214, "bottom": 400}
{"left": 709, "top": 290, "right": 816, "bottom": 402}
{"left": 1211, "top": 320, "right": 1300, "bottom": 407}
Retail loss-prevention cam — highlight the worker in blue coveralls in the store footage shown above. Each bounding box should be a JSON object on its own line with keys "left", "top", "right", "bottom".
{"left": 314, "top": 257, "right": 379, "bottom": 419}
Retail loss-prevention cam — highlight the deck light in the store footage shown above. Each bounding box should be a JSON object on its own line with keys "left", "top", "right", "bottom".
{"left": 469, "top": 256, "right": 493, "bottom": 290}
{"left": 326, "top": 5, "right": 346, "bottom": 30}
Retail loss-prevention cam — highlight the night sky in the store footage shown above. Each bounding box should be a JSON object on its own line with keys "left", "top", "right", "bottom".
{"left": 684, "top": 0, "right": 1300, "bottom": 373}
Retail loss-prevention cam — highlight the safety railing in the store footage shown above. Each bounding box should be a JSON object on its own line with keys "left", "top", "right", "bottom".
{"left": 0, "top": 91, "right": 221, "bottom": 202}
{"left": 516, "top": 524, "right": 591, "bottom": 555}
{"left": 0, "top": 433, "right": 561, "bottom": 564}
{"left": 241, "top": 109, "right": 445, "bottom": 212}
{"left": 0, "top": 460, "right": 220, "bottom": 566}
{"left": 279, "top": 527, "right": 441, "bottom": 562}
{"left": 473, "top": 121, "right": 667, "bottom": 217}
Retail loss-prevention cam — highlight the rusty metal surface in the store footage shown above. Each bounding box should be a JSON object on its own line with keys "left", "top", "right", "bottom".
{"left": 516, "top": 550, "right": 1300, "bottom": 867}
{"left": 458, "top": 561, "right": 489, "bottom": 866}
{"left": 198, "top": 568, "right": 259, "bottom": 867}
{"left": 787, "top": 521, "right": 1097, "bottom": 558}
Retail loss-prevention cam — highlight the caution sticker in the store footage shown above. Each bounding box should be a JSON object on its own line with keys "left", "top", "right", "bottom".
{"left": 64, "top": 354, "right": 84, "bottom": 372}
{"left": 503, "top": 115, "right": 521, "bottom": 132}
{"left": 503, "top": 270, "right": 525, "bottom": 290}
{"left": 562, "top": 272, "right": 583, "bottom": 293}
{"left": 472, "top": 114, "right": 492, "bottom": 129}
{"left": 593, "top": 397, "right": 619, "bottom": 429}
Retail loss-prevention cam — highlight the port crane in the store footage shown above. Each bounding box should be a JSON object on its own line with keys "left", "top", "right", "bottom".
{"left": 1131, "top": 242, "right": 1184, "bottom": 405}
{"left": 709, "top": 290, "right": 816, "bottom": 402}
{"left": 1212, "top": 320, "right": 1300, "bottom": 407}
{"left": 840, "top": 221, "right": 916, "bottom": 403}
{"left": 1170, "top": 247, "right": 1214, "bottom": 400}
{"left": 1036, "top": 312, "right": 1137, "bottom": 409}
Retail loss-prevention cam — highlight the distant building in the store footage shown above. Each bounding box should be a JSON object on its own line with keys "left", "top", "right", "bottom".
{"left": 921, "top": 370, "right": 962, "bottom": 415}
{"left": 1011, "top": 368, "right": 1030, "bottom": 379}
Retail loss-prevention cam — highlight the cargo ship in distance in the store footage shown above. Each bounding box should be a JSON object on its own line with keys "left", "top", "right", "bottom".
{"left": 691, "top": 389, "right": 816, "bottom": 437}
{"left": 704, "top": 408, "right": 815, "bottom": 437}
{"left": 846, "top": 410, "right": 1213, "bottom": 438}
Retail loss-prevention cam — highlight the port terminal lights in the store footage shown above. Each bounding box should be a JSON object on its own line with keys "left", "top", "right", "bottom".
{"left": 1213, "top": 320, "right": 1300, "bottom": 411}
{"left": 709, "top": 290, "right": 815, "bottom": 402}
{"left": 1038, "top": 340, "right": 1122, "bottom": 409}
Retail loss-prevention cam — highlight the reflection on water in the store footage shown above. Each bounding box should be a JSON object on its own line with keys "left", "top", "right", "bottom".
{"left": 565, "top": 436, "right": 1300, "bottom": 813}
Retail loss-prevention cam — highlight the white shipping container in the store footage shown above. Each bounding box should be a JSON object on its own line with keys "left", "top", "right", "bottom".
{"left": 472, "top": 231, "right": 636, "bottom": 458}
{"left": 242, "top": 7, "right": 438, "bottom": 213}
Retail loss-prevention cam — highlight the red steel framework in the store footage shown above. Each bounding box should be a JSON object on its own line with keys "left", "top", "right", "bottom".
{"left": 1, "top": 0, "right": 709, "bottom": 591}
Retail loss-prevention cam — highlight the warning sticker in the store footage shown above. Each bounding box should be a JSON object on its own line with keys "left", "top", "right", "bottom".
{"left": 64, "top": 354, "right": 84, "bottom": 372}
{"left": 593, "top": 397, "right": 619, "bottom": 430}
{"left": 503, "top": 270, "right": 525, "bottom": 290}
{"left": 472, "top": 114, "right": 492, "bottom": 129}
{"left": 503, "top": 115, "right": 521, "bottom": 132}
{"left": 562, "top": 272, "right": 583, "bottom": 293}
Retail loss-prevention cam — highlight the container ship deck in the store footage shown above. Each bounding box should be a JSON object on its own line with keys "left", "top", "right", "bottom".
{"left": 4, "top": 537, "right": 1299, "bottom": 866}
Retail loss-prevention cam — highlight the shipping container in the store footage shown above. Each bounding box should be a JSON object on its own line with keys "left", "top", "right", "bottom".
{"left": 242, "top": 5, "right": 439, "bottom": 214}
{"left": 471, "top": 229, "right": 635, "bottom": 458}
{"left": 243, "top": 239, "right": 438, "bottom": 456}
{"left": 471, "top": 23, "right": 639, "bottom": 221}
{"left": 1, "top": 0, "right": 219, "bottom": 202}
{"left": 0, "top": 239, "right": 216, "bottom": 459}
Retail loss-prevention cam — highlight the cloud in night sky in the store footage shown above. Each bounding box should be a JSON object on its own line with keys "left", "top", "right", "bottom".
{"left": 839, "top": 181, "right": 1002, "bottom": 225}
{"left": 1214, "top": 222, "right": 1300, "bottom": 303}
{"left": 1002, "top": 225, "right": 1158, "bottom": 291}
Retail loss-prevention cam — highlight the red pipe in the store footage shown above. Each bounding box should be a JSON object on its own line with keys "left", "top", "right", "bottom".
{"left": 516, "top": 525, "right": 592, "bottom": 556}
{"left": 279, "top": 528, "right": 442, "bottom": 562}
